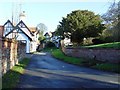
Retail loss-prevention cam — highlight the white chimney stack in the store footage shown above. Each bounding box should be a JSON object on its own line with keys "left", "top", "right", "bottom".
{"left": 19, "top": 11, "right": 26, "bottom": 22}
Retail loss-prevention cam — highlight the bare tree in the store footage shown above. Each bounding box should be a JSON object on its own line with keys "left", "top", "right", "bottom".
{"left": 36, "top": 23, "right": 47, "bottom": 33}
{"left": 36, "top": 23, "right": 48, "bottom": 41}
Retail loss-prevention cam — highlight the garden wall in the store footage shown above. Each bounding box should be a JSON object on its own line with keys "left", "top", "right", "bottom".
{"left": 61, "top": 41, "right": 120, "bottom": 63}
{"left": 0, "top": 38, "right": 2, "bottom": 78}
{"left": 0, "top": 38, "right": 26, "bottom": 75}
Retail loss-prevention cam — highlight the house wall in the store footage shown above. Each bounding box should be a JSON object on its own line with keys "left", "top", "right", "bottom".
{"left": 26, "top": 40, "right": 30, "bottom": 53}
{"left": 31, "top": 32, "right": 39, "bottom": 52}
{"left": 6, "top": 32, "right": 31, "bottom": 53}
{"left": 17, "top": 33, "right": 30, "bottom": 53}
{"left": 17, "top": 41, "right": 26, "bottom": 60}
{"left": 30, "top": 41, "right": 37, "bottom": 52}
{"left": 0, "top": 38, "right": 26, "bottom": 75}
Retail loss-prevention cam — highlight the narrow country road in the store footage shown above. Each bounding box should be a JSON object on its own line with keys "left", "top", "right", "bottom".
{"left": 17, "top": 52, "right": 120, "bottom": 89}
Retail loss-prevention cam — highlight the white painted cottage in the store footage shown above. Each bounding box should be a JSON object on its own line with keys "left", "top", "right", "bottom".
{"left": 3, "top": 20, "right": 39, "bottom": 53}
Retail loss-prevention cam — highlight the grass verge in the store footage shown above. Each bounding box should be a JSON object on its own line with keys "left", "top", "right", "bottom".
{"left": 42, "top": 47, "right": 58, "bottom": 52}
{"left": 92, "top": 63, "right": 120, "bottom": 73}
{"left": 2, "top": 58, "right": 30, "bottom": 89}
{"left": 83, "top": 42, "right": 120, "bottom": 49}
{"left": 52, "top": 49, "right": 84, "bottom": 65}
{"left": 52, "top": 49, "right": 120, "bottom": 73}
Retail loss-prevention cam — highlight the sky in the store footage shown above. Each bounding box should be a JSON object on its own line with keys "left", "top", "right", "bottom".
{"left": 0, "top": 0, "right": 118, "bottom": 32}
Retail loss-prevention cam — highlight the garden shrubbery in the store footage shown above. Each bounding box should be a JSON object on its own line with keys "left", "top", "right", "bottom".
{"left": 92, "top": 38, "right": 104, "bottom": 45}
{"left": 45, "top": 41, "right": 55, "bottom": 48}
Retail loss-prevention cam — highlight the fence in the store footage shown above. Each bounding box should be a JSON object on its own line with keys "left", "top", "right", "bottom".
{"left": 0, "top": 38, "right": 26, "bottom": 75}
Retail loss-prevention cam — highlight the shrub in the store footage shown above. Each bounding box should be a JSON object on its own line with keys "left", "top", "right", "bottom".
{"left": 83, "top": 38, "right": 93, "bottom": 45}
{"left": 92, "top": 38, "right": 104, "bottom": 44}
{"left": 45, "top": 41, "right": 55, "bottom": 48}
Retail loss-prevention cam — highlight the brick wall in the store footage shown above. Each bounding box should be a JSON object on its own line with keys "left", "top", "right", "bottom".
{"left": 61, "top": 41, "right": 120, "bottom": 63}
{"left": 0, "top": 38, "right": 26, "bottom": 75}
{"left": 0, "top": 38, "right": 2, "bottom": 78}
{"left": 0, "top": 26, "right": 3, "bottom": 38}
{"left": 17, "top": 41, "right": 26, "bottom": 61}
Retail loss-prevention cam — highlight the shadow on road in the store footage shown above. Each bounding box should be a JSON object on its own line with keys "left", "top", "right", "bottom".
{"left": 16, "top": 52, "right": 120, "bottom": 88}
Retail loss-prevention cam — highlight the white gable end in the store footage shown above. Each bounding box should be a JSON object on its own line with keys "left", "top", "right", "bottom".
{"left": 17, "top": 21, "right": 33, "bottom": 40}
{"left": 6, "top": 28, "right": 31, "bottom": 53}
{"left": 3, "top": 21, "right": 14, "bottom": 37}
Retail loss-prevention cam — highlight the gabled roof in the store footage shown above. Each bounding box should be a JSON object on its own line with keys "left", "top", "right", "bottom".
{"left": 16, "top": 20, "right": 34, "bottom": 36}
{"left": 44, "top": 32, "right": 52, "bottom": 37}
{"left": 4, "top": 19, "right": 14, "bottom": 27}
{"left": 5, "top": 26, "right": 32, "bottom": 41}
{"left": 44, "top": 32, "right": 49, "bottom": 36}
{"left": 4, "top": 20, "right": 34, "bottom": 41}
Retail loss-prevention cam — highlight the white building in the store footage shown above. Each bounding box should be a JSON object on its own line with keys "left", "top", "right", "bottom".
{"left": 3, "top": 20, "right": 39, "bottom": 53}
{"left": 44, "top": 32, "right": 61, "bottom": 48}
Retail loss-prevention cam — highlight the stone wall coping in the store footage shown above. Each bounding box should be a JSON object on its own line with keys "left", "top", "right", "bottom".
{"left": 65, "top": 47, "right": 120, "bottom": 50}
{"left": 2, "top": 38, "right": 17, "bottom": 43}
{"left": 62, "top": 46, "right": 120, "bottom": 63}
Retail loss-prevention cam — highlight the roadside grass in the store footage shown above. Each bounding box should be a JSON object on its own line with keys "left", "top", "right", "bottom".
{"left": 52, "top": 49, "right": 84, "bottom": 65}
{"left": 2, "top": 58, "right": 30, "bottom": 89}
{"left": 92, "top": 63, "right": 120, "bottom": 73}
{"left": 51, "top": 49, "right": 120, "bottom": 73}
{"left": 43, "top": 47, "right": 58, "bottom": 52}
{"left": 83, "top": 42, "right": 120, "bottom": 49}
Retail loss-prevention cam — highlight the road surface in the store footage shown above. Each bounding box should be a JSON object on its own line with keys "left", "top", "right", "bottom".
{"left": 17, "top": 52, "right": 120, "bottom": 89}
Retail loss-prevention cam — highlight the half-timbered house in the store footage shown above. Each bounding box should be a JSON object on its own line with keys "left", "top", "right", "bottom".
{"left": 3, "top": 20, "right": 39, "bottom": 53}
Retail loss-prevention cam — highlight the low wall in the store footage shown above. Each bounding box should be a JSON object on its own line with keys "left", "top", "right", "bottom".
{"left": 0, "top": 38, "right": 2, "bottom": 78}
{"left": 0, "top": 38, "right": 26, "bottom": 75}
{"left": 61, "top": 44, "right": 120, "bottom": 64}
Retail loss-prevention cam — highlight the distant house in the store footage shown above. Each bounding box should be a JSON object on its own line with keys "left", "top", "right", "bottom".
{"left": 3, "top": 20, "right": 39, "bottom": 53}
{"left": 44, "top": 32, "right": 52, "bottom": 42}
{"left": 29, "top": 27, "right": 40, "bottom": 52}
{"left": 44, "top": 32, "right": 61, "bottom": 48}
{"left": 63, "top": 38, "right": 72, "bottom": 46}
